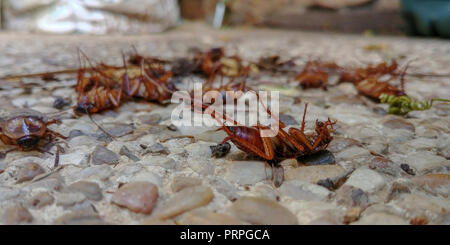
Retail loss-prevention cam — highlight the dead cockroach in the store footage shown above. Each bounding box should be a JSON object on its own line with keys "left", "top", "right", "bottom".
{"left": 210, "top": 103, "right": 336, "bottom": 187}
{"left": 342, "top": 60, "right": 408, "bottom": 101}
{"left": 192, "top": 47, "right": 244, "bottom": 80}
{"left": 74, "top": 53, "right": 177, "bottom": 115}
{"left": 0, "top": 109, "right": 67, "bottom": 167}
{"left": 256, "top": 56, "right": 297, "bottom": 73}
{"left": 296, "top": 61, "right": 342, "bottom": 90}
{"left": 338, "top": 60, "right": 399, "bottom": 85}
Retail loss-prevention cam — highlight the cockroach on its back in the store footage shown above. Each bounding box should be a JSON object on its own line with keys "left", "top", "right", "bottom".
{"left": 209, "top": 101, "right": 336, "bottom": 187}
{"left": 0, "top": 109, "right": 67, "bottom": 167}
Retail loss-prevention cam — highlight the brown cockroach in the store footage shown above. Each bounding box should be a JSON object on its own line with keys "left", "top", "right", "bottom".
{"left": 296, "top": 61, "right": 342, "bottom": 90}
{"left": 349, "top": 60, "right": 410, "bottom": 100}
{"left": 210, "top": 102, "right": 336, "bottom": 187}
{"left": 74, "top": 53, "right": 177, "bottom": 115}
{"left": 338, "top": 60, "right": 399, "bottom": 85}
{"left": 256, "top": 56, "right": 297, "bottom": 73}
{"left": 0, "top": 109, "right": 67, "bottom": 167}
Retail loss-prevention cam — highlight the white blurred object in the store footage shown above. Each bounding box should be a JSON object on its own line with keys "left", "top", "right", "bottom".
{"left": 3, "top": 0, "right": 180, "bottom": 34}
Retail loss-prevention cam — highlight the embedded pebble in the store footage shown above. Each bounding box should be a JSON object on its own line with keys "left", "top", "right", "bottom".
{"left": 327, "top": 137, "right": 361, "bottom": 153}
{"left": 0, "top": 187, "right": 21, "bottom": 202}
{"left": 67, "top": 181, "right": 103, "bottom": 201}
{"left": 111, "top": 181, "right": 159, "bottom": 214}
{"left": 279, "top": 180, "right": 332, "bottom": 201}
{"left": 335, "top": 146, "right": 371, "bottom": 161}
{"left": 92, "top": 145, "right": 120, "bottom": 165}
{"left": 105, "top": 124, "right": 134, "bottom": 137}
{"left": 171, "top": 176, "right": 202, "bottom": 192}
{"left": 285, "top": 165, "right": 346, "bottom": 183}
{"left": 411, "top": 174, "right": 450, "bottom": 197}
{"left": 224, "top": 161, "right": 272, "bottom": 185}
{"left": 369, "top": 156, "right": 400, "bottom": 176}
{"left": 54, "top": 211, "right": 106, "bottom": 225}
{"left": 404, "top": 152, "right": 447, "bottom": 174}
{"left": 27, "top": 191, "right": 55, "bottom": 208}
{"left": 176, "top": 208, "right": 246, "bottom": 225}
{"left": 352, "top": 212, "right": 408, "bottom": 225}
{"left": 230, "top": 196, "right": 298, "bottom": 225}
{"left": 335, "top": 185, "right": 370, "bottom": 208}
{"left": 1, "top": 205, "right": 33, "bottom": 225}
{"left": 154, "top": 186, "right": 213, "bottom": 219}
{"left": 15, "top": 162, "right": 45, "bottom": 183}
{"left": 386, "top": 182, "right": 411, "bottom": 202}
{"left": 145, "top": 143, "right": 169, "bottom": 155}
{"left": 392, "top": 194, "right": 447, "bottom": 221}
{"left": 55, "top": 192, "right": 87, "bottom": 207}
{"left": 137, "top": 114, "right": 161, "bottom": 125}
{"left": 119, "top": 146, "right": 140, "bottom": 162}
{"left": 382, "top": 118, "right": 415, "bottom": 132}
{"left": 344, "top": 168, "right": 386, "bottom": 193}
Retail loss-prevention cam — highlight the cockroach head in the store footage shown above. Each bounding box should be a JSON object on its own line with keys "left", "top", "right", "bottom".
{"left": 73, "top": 102, "right": 94, "bottom": 116}
{"left": 17, "top": 135, "right": 40, "bottom": 149}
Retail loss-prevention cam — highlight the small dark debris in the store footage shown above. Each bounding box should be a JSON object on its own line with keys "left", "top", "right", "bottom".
{"left": 317, "top": 168, "right": 354, "bottom": 191}
{"left": 350, "top": 188, "right": 369, "bottom": 207}
{"left": 119, "top": 146, "right": 140, "bottom": 162}
{"left": 41, "top": 74, "right": 59, "bottom": 81}
{"left": 106, "top": 124, "right": 134, "bottom": 137}
{"left": 53, "top": 96, "right": 72, "bottom": 110}
{"left": 167, "top": 124, "right": 178, "bottom": 131}
{"left": 297, "top": 150, "right": 335, "bottom": 166}
{"left": 210, "top": 142, "right": 231, "bottom": 158}
{"left": 272, "top": 165, "right": 285, "bottom": 188}
{"left": 171, "top": 58, "right": 198, "bottom": 76}
{"left": 143, "top": 143, "right": 169, "bottom": 155}
{"left": 400, "top": 163, "right": 415, "bottom": 175}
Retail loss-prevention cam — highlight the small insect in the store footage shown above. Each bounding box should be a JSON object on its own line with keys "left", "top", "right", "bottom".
{"left": 210, "top": 102, "right": 336, "bottom": 187}
{"left": 256, "top": 56, "right": 297, "bottom": 73}
{"left": 296, "top": 61, "right": 342, "bottom": 90}
{"left": 0, "top": 109, "right": 67, "bottom": 167}
{"left": 338, "top": 60, "right": 399, "bottom": 85}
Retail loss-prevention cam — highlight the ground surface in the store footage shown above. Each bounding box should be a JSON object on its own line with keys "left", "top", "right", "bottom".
{"left": 0, "top": 25, "right": 449, "bottom": 225}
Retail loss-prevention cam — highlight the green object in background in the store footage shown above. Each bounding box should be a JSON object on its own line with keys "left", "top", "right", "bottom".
{"left": 401, "top": 0, "right": 450, "bottom": 38}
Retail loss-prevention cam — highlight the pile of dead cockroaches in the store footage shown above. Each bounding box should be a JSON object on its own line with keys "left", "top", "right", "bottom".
{"left": 0, "top": 47, "right": 448, "bottom": 187}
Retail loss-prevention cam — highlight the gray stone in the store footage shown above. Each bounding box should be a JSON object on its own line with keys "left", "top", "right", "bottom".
{"left": 119, "top": 146, "right": 140, "bottom": 162}
{"left": 67, "top": 181, "right": 103, "bottom": 201}
{"left": 344, "top": 168, "right": 386, "bottom": 193}
{"left": 405, "top": 152, "right": 447, "bottom": 174}
{"left": 279, "top": 180, "right": 332, "bottom": 201}
{"left": 92, "top": 145, "right": 119, "bottom": 165}
{"left": 336, "top": 185, "right": 370, "bottom": 208}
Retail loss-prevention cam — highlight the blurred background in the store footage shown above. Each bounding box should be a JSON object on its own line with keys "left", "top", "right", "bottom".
{"left": 0, "top": 0, "right": 449, "bottom": 37}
